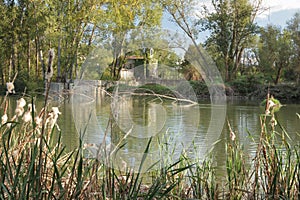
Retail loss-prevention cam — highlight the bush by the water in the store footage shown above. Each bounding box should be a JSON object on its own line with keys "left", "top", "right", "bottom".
{"left": 228, "top": 75, "right": 262, "bottom": 96}
{"left": 251, "top": 83, "right": 300, "bottom": 102}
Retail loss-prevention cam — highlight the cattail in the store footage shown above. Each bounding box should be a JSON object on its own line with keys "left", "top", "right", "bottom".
{"left": 35, "top": 107, "right": 45, "bottom": 128}
{"left": 45, "top": 107, "right": 61, "bottom": 131}
{"left": 17, "top": 97, "right": 26, "bottom": 108}
{"left": 6, "top": 72, "right": 18, "bottom": 94}
{"left": 6, "top": 82, "right": 15, "bottom": 94}
{"left": 35, "top": 116, "right": 42, "bottom": 128}
{"left": 15, "top": 98, "right": 26, "bottom": 117}
{"left": 45, "top": 49, "right": 55, "bottom": 82}
{"left": 1, "top": 101, "right": 8, "bottom": 125}
{"left": 268, "top": 99, "right": 276, "bottom": 109}
{"left": 22, "top": 104, "right": 35, "bottom": 123}
{"left": 230, "top": 129, "right": 236, "bottom": 141}
{"left": 15, "top": 107, "right": 24, "bottom": 117}
{"left": 228, "top": 120, "right": 236, "bottom": 141}
{"left": 1, "top": 114, "right": 8, "bottom": 125}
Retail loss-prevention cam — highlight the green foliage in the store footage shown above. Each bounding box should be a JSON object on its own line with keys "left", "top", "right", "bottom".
{"left": 100, "top": 68, "right": 116, "bottom": 81}
{"left": 137, "top": 83, "right": 174, "bottom": 96}
{"left": 189, "top": 80, "right": 209, "bottom": 97}
{"left": 250, "top": 84, "right": 300, "bottom": 102}
{"left": 1, "top": 0, "right": 300, "bottom": 94}
{"left": 0, "top": 0, "right": 164, "bottom": 85}
{"left": 258, "top": 25, "right": 293, "bottom": 84}
{"left": 103, "top": 0, "right": 163, "bottom": 78}
{"left": 287, "top": 12, "right": 300, "bottom": 80}
{"left": 229, "top": 75, "right": 262, "bottom": 95}
{"left": 203, "top": 0, "right": 260, "bottom": 82}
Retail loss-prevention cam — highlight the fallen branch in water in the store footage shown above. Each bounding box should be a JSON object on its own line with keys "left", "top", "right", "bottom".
{"left": 117, "top": 91, "right": 199, "bottom": 106}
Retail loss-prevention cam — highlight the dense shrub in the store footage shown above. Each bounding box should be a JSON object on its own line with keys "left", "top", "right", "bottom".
{"left": 228, "top": 75, "right": 262, "bottom": 96}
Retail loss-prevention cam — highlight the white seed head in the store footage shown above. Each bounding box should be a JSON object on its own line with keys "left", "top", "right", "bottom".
{"left": 27, "top": 104, "right": 36, "bottom": 112}
{"left": 230, "top": 131, "right": 236, "bottom": 141}
{"left": 45, "top": 107, "right": 61, "bottom": 131}
{"left": 22, "top": 111, "right": 32, "bottom": 123}
{"left": 17, "top": 98, "right": 26, "bottom": 108}
{"left": 15, "top": 107, "right": 24, "bottom": 117}
{"left": 1, "top": 114, "right": 8, "bottom": 125}
{"left": 51, "top": 107, "right": 61, "bottom": 115}
{"left": 6, "top": 82, "right": 15, "bottom": 94}
{"left": 34, "top": 116, "right": 42, "bottom": 127}
{"left": 268, "top": 99, "right": 276, "bottom": 109}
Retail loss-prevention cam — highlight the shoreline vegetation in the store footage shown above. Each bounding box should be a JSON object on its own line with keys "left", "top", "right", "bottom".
{"left": 2, "top": 79, "right": 300, "bottom": 104}
{"left": 0, "top": 90, "right": 299, "bottom": 199}
{"left": 106, "top": 81, "right": 300, "bottom": 104}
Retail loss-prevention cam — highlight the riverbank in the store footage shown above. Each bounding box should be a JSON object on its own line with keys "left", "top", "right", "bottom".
{"left": 248, "top": 83, "right": 300, "bottom": 102}
{"left": 132, "top": 81, "right": 300, "bottom": 103}
{"left": 190, "top": 81, "right": 300, "bottom": 103}
{"left": 1, "top": 79, "right": 299, "bottom": 104}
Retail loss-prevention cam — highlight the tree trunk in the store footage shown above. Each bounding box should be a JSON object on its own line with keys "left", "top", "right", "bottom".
{"left": 38, "top": 49, "right": 45, "bottom": 81}
{"left": 57, "top": 38, "right": 61, "bottom": 81}
{"left": 35, "top": 37, "right": 39, "bottom": 78}
{"left": 0, "top": 56, "right": 4, "bottom": 85}
{"left": 0, "top": 67, "right": 4, "bottom": 85}
{"left": 88, "top": 25, "right": 96, "bottom": 47}
{"left": 27, "top": 38, "right": 31, "bottom": 75}
{"left": 10, "top": 44, "right": 17, "bottom": 80}
{"left": 274, "top": 66, "right": 283, "bottom": 85}
{"left": 112, "top": 32, "right": 126, "bottom": 79}
{"left": 225, "top": 57, "right": 230, "bottom": 82}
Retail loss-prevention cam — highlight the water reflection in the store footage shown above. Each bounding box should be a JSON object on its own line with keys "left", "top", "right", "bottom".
{"left": 94, "top": 94, "right": 202, "bottom": 171}
{"left": 2, "top": 94, "right": 299, "bottom": 173}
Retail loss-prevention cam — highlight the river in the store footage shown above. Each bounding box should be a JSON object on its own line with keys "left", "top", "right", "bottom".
{"left": 1, "top": 93, "right": 300, "bottom": 173}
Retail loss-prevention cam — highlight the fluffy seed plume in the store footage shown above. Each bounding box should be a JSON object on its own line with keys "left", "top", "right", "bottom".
{"left": 45, "top": 107, "right": 61, "bottom": 131}
{"left": 35, "top": 107, "right": 45, "bottom": 128}
{"left": 6, "top": 82, "right": 15, "bottom": 94}
{"left": 15, "top": 98, "right": 26, "bottom": 117}
{"left": 1, "top": 101, "right": 8, "bottom": 125}
{"left": 6, "top": 72, "right": 18, "bottom": 94}
{"left": 22, "top": 104, "right": 35, "bottom": 123}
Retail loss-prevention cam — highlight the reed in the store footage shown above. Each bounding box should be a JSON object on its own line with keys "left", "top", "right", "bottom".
{"left": 0, "top": 93, "right": 299, "bottom": 199}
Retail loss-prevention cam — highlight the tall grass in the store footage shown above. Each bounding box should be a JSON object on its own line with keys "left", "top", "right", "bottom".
{"left": 0, "top": 93, "right": 299, "bottom": 199}
{"left": 250, "top": 95, "right": 300, "bottom": 199}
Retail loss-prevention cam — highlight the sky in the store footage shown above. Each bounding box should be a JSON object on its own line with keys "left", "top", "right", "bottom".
{"left": 212, "top": 0, "right": 300, "bottom": 25}
{"left": 262, "top": 0, "right": 300, "bottom": 13}
{"left": 198, "top": 0, "right": 300, "bottom": 14}
{"left": 162, "top": 0, "right": 300, "bottom": 41}
{"left": 163, "top": 0, "right": 300, "bottom": 26}
{"left": 257, "top": 0, "right": 300, "bottom": 25}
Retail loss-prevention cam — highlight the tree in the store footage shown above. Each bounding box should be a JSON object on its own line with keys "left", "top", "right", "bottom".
{"left": 181, "top": 45, "right": 202, "bottom": 81}
{"left": 46, "top": 0, "right": 106, "bottom": 82}
{"left": 0, "top": 0, "right": 164, "bottom": 89}
{"left": 0, "top": 1, "right": 10, "bottom": 84}
{"left": 287, "top": 12, "right": 300, "bottom": 82}
{"left": 163, "top": 0, "right": 219, "bottom": 84}
{"left": 257, "top": 25, "right": 293, "bottom": 85}
{"left": 102, "top": 0, "right": 163, "bottom": 79}
{"left": 203, "top": 0, "right": 262, "bottom": 82}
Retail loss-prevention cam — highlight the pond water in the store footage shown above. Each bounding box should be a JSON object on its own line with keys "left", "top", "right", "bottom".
{"left": 2, "top": 93, "right": 300, "bottom": 173}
